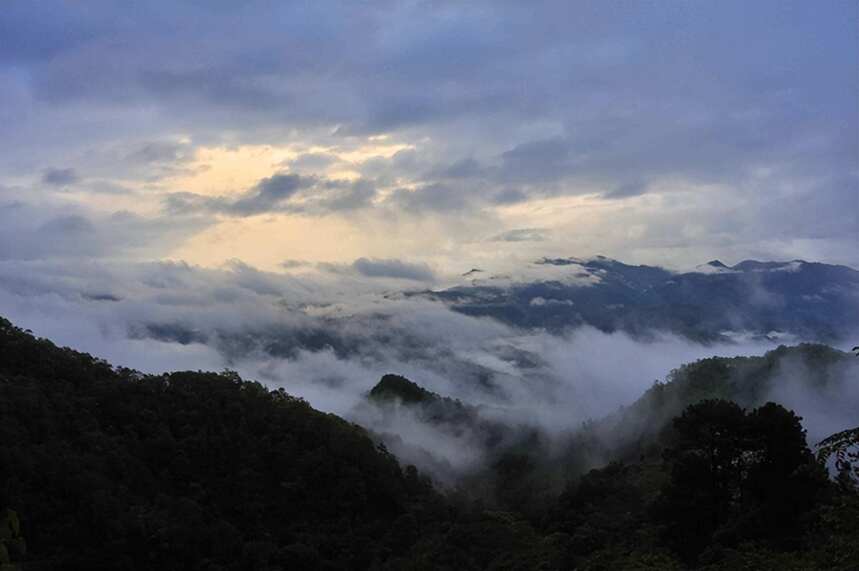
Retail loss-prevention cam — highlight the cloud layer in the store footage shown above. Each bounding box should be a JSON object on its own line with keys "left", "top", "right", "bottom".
{"left": 2, "top": 257, "right": 855, "bottom": 483}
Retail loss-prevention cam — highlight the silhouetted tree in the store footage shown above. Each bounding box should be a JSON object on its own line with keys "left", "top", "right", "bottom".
{"left": 654, "top": 400, "right": 747, "bottom": 559}
{"left": 654, "top": 400, "right": 826, "bottom": 562}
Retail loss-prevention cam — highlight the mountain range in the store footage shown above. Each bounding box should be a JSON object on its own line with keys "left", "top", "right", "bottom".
{"left": 425, "top": 257, "right": 859, "bottom": 343}
{"left": 1, "top": 315, "right": 857, "bottom": 569}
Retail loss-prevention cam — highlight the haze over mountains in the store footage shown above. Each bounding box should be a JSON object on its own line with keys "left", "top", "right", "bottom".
{"left": 2, "top": 255, "right": 855, "bottom": 394}
{"left": 356, "top": 343, "right": 859, "bottom": 489}
{"left": 430, "top": 256, "right": 859, "bottom": 342}
{"left": 1, "top": 255, "right": 856, "bottom": 488}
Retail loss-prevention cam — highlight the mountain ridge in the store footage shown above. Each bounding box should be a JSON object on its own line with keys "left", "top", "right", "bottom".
{"left": 424, "top": 256, "right": 859, "bottom": 342}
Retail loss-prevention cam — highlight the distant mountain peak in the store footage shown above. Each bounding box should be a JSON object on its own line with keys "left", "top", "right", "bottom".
{"left": 368, "top": 374, "right": 439, "bottom": 404}
{"left": 691, "top": 260, "right": 736, "bottom": 274}
{"left": 429, "top": 255, "right": 858, "bottom": 342}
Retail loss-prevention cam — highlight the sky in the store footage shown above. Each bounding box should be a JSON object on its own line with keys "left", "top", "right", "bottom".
{"left": 0, "top": 0, "right": 856, "bottom": 275}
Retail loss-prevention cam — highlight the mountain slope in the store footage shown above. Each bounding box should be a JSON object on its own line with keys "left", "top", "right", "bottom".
{"left": 428, "top": 257, "right": 859, "bottom": 342}
{"left": 0, "top": 317, "right": 439, "bottom": 569}
{"left": 572, "top": 343, "right": 856, "bottom": 467}
{"left": 356, "top": 344, "right": 857, "bottom": 513}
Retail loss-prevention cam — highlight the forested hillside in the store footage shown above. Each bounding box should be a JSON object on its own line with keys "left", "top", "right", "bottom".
{"left": 571, "top": 343, "right": 855, "bottom": 467}
{"left": 0, "top": 317, "right": 444, "bottom": 569}
{"left": 0, "top": 316, "right": 857, "bottom": 570}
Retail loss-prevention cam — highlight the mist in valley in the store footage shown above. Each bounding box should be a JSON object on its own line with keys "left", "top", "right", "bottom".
{"left": 2, "top": 257, "right": 855, "bottom": 489}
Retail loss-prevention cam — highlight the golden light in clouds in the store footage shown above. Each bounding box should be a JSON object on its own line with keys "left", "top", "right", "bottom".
{"left": 171, "top": 208, "right": 469, "bottom": 272}
{"left": 159, "top": 138, "right": 422, "bottom": 269}
{"left": 161, "top": 139, "right": 415, "bottom": 196}
{"left": 168, "top": 180, "right": 608, "bottom": 272}
{"left": 171, "top": 214, "right": 369, "bottom": 270}
{"left": 160, "top": 144, "right": 718, "bottom": 273}
{"left": 163, "top": 145, "right": 300, "bottom": 196}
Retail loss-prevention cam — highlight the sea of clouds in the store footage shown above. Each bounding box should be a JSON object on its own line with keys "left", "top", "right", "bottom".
{"left": 1, "top": 258, "right": 855, "bottom": 482}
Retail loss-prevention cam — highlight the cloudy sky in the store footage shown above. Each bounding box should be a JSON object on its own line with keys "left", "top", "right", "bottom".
{"left": 1, "top": 0, "right": 856, "bottom": 274}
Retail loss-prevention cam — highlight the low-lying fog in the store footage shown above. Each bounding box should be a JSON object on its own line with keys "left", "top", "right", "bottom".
{"left": 2, "top": 259, "right": 856, "bottom": 482}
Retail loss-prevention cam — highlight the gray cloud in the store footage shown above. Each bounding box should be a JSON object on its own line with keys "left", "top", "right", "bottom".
{"left": 229, "top": 173, "right": 310, "bottom": 215}
{"left": 280, "top": 259, "right": 312, "bottom": 269}
{"left": 602, "top": 180, "right": 649, "bottom": 200}
{"left": 387, "top": 183, "right": 470, "bottom": 213}
{"left": 490, "top": 228, "right": 550, "bottom": 243}
{"left": 352, "top": 257, "right": 435, "bottom": 282}
{"left": 317, "top": 178, "right": 377, "bottom": 212}
{"left": 284, "top": 152, "right": 342, "bottom": 173}
{"left": 0, "top": 200, "right": 211, "bottom": 261}
{"left": 313, "top": 257, "right": 436, "bottom": 283}
{"left": 126, "top": 140, "right": 193, "bottom": 166}
{"left": 431, "top": 157, "right": 483, "bottom": 180}
{"left": 166, "top": 173, "right": 376, "bottom": 218}
{"left": 499, "top": 137, "right": 573, "bottom": 184}
{"left": 41, "top": 167, "right": 79, "bottom": 186}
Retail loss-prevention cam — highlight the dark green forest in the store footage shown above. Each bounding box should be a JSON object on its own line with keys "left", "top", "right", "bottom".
{"left": 0, "top": 316, "right": 857, "bottom": 570}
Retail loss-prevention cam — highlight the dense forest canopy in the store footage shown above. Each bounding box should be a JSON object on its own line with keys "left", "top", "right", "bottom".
{"left": 0, "top": 316, "right": 857, "bottom": 570}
